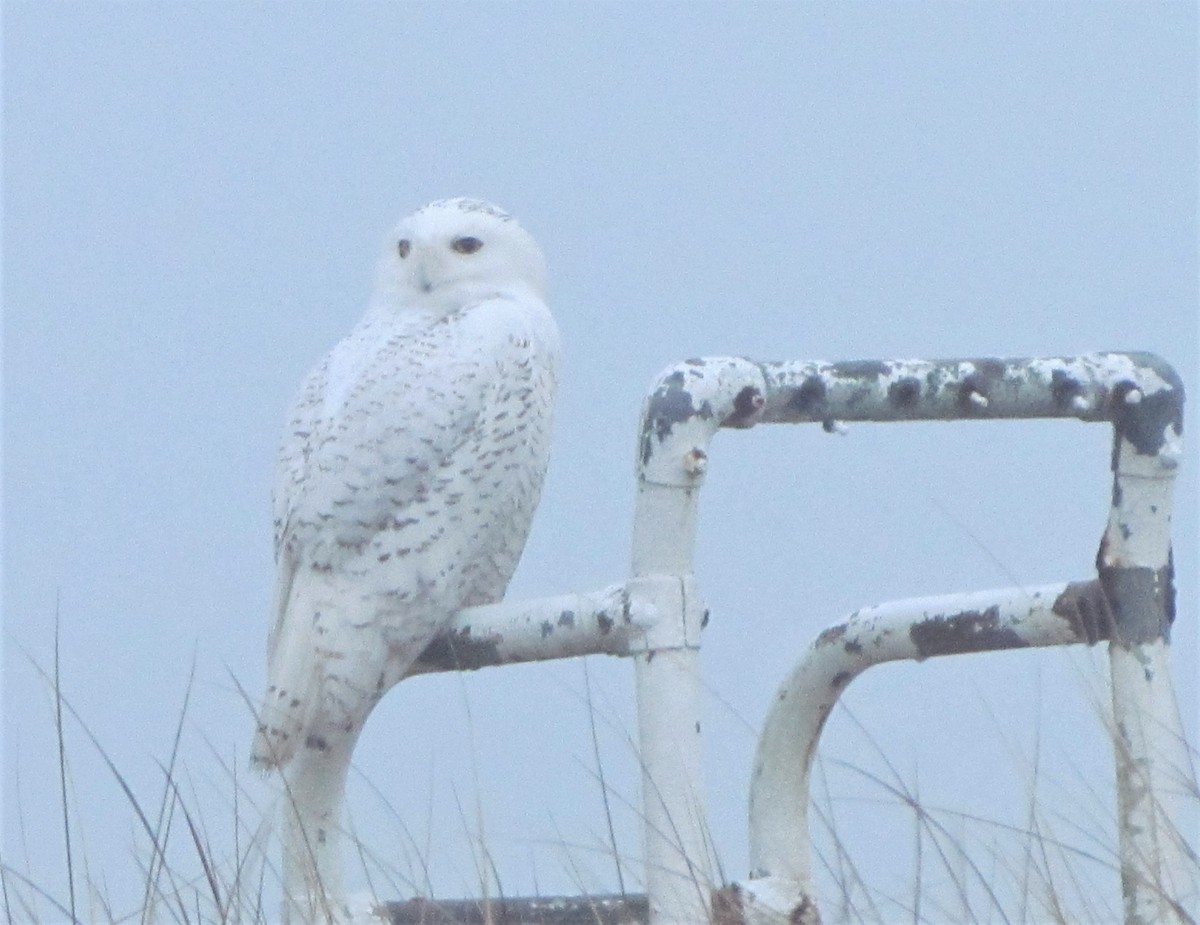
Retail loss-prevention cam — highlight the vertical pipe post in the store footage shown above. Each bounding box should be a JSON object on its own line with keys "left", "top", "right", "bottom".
{"left": 630, "top": 359, "right": 766, "bottom": 925}
{"left": 629, "top": 464, "right": 713, "bottom": 925}
{"left": 1099, "top": 380, "right": 1196, "bottom": 925}
{"left": 628, "top": 567, "right": 709, "bottom": 925}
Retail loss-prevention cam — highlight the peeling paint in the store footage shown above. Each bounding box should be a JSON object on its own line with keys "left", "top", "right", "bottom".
{"left": 834, "top": 359, "right": 891, "bottom": 379}
{"left": 908, "top": 607, "right": 1028, "bottom": 656}
{"left": 1097, "top": 562, "right": 1175, "bottom": 645}
{"left": 787, "top": 377, "right": 827, "bottom": 416}
{"left": 1112, "top": 375, "right": 1185, "bottom": 456}
{"left": 1050, "top": 368, "right": 1085, "bottom": 410}
{"left": 416, "top": 629, "right": 504, "bottom": 671}
{"left": 971, "top": 357, "right": 1008, "bottom": 383}
{"left": 755, "top": 352, "right": 1182, "bottom": 430}
{"left": 1050, "top": 580, "right": 1113, "bottom": 645}
{"left": 957, "top": 375, "right": 992, "bottom": 413}
{"left": 749, "top": 581, "right": 1124, "bottom": 924}
{"left": 413, "top": 351, "right": 1188, "bottom": 925}
{"left": 407, "top": 587, "right": 637, "bottom": 675}
{"left": 639, "top": 367, "right": 716, "bottom": 465}
{"left": 725, "top": 385, "right": 766, "bottom": 428}
{"left": 383, "top": 350, "right": 1189, "bottom": 925}
{"left": 887, "top": 377, "right": 922, "bottom": 409}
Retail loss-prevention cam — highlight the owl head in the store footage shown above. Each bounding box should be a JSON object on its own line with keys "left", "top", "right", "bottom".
{"left": 375, "top": 198, "right": 547, "bottom": 311}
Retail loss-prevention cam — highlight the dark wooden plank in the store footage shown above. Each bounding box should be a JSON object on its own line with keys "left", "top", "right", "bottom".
{"left": 379, "top": 888, "right": 748, "bottom": 925}
{"left": 378, "top": 895, "right": 649, "bottom": 925}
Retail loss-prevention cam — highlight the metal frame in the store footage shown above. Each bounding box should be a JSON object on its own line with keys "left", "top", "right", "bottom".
{"left": 405, "top": 352, "right": 1190, "bottom": 925}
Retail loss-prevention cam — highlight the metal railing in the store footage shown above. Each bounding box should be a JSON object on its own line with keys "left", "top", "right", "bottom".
{"left": 389, "top": 352, "right": 1191, "bottom": 925}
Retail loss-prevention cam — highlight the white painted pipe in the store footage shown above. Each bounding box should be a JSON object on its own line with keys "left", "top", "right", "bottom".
{"left": 1102, "top": 420, "right": 1195, "bottom": 924}
{"left": 739, "top": 581, "right": 1108, "bottom": 925}
{"left": 409, "top": 585, "right": 641, "bottom": 675}
{"left": 630, "top": 357, "right": 766, "bottom": 925}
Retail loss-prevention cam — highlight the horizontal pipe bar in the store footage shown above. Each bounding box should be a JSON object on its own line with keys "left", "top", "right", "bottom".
{"left": 637, "top": 352, "right": 1183, "bottom": 486}
{"left": 410, "top": 585, "right": 640, "bottom": 675}
{"left": 636, "top": 353, "right": 1181, "bottom": 442}
{"left": 754, "top": 353, "right": 1183, "bottom": 431}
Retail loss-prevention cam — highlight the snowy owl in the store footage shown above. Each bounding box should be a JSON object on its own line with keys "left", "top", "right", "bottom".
{"left": 252, "top": 198, "right": 559, "bottom": 923}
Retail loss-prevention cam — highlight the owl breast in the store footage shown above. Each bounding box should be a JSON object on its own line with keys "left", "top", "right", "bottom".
{"left": 283, "top": 293, "right": 558, "bottom": 619}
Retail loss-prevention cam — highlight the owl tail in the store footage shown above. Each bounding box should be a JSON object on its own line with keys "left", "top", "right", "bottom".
{"left": 251, "top": 561, "right": 326, "bottom": 772}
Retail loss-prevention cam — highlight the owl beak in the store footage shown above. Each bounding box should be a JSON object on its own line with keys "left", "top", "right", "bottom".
{"left": 415, "top": 256, "right": 436, "bottom": 293}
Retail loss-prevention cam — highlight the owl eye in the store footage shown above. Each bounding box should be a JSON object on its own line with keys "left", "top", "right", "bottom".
{"left": 397, "top": 239, "right": 411, "bottom": 258}
{"left": 451, "top": 236, "right": 484, "bottom": 255}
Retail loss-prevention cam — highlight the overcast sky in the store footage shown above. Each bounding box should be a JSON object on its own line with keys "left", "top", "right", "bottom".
{"left": 5, "top": 4, "right": 1197, "bottom": 922}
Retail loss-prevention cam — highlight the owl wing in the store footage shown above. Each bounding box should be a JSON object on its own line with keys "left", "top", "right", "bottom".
{"left": 255, "top": 297, "right": 552, "bottom": 768}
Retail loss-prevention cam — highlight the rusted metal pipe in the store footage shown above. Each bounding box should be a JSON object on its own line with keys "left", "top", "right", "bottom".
{"left": 637, "top": 351, "right": 1189, "bottom": 925}
{"left": 631, "top": 357, "right": 767, "bottom": 925}
{"left": 410, "top": 585, "right": 640, "bottom": 675}
{"left": 738, "top": 581, "right": 1113, "bottom": 925}
{"left": 749, "top": 352, "right": 1181, "bottom": 428}
{"left": 1096, "top": 363, "right": 1194, "bottom": 924}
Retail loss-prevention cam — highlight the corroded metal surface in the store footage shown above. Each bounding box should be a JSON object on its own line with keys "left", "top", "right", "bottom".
{"left": 627, "top": 361, "right": 766, "bottom": 925}
{"left": 1093, "top": 356, "right": 1191, "bottom": 922}
{"left": 637, "top": 351, "right": 1184, "bottom": 463}
{"left": 633, "top": 351, "right": 1189, "bottom": 925}
{"left": 756, "top": 352, "right": 1183, "bottom": 434}
{"left": 411, "top": 585, "right": 639, "bottom": 674}
{"left": 742, "top": 582, "right": 1104, "bottom": 924}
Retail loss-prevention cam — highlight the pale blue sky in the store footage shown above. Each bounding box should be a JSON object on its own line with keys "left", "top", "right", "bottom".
{"left": 5, "top": 4, "right": 1196, "bottom": 921}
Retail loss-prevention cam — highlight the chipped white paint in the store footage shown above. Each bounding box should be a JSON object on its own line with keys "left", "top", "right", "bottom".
{"left": 1104, "top": 440, "right": 1178, "bottom": 574}
{"left": 1089, "top": 351, "right": 1177, "bottom": 399}
{"left": 1109, "top": 640, "right": 1198, "bottom": 924}
{"left": 748, "top": 352, "right": 1178, "bottom": 424}
{"left": 407, "top": 584, "right": 643, "bottom": 674}
{"left": 629, "top": 350, "right": 1188, "bottom": 925}
{"left": 682, "top": 447, "right": 709, "bottom": 477}
{"left": 1103, "top": 420, "right": 1195, "bottom": 923}
{"left": 740, "top": 582, "right": 1103, "bottom": 925}
{"left": 628, "top": 356, "right": 766, "bottom": 925}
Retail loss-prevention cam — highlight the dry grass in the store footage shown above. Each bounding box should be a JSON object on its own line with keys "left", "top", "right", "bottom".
{"left": 3, "top": 637, "right": 1196, "bottom": 925}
